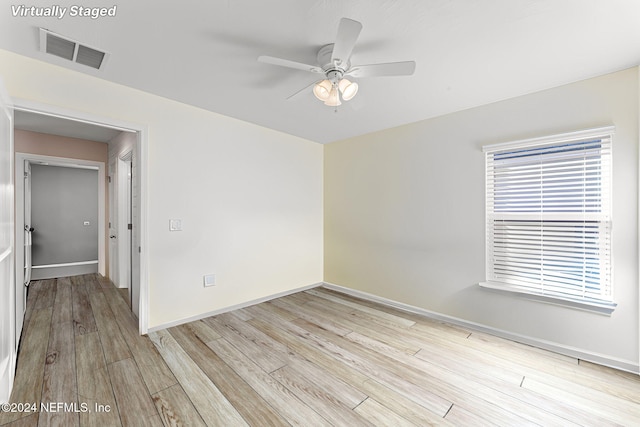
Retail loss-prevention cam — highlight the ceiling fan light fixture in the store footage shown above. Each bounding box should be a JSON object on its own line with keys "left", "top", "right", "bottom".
{"left": 257, "top": 17, "right": 417, "bottom": 109}
{"left": 324, "top": 86, "right": 342, "bottom": 106}
{"left": 313, "top": 79, "right": 332, "bottom": 101}
{"left": 338, "top": 78, "right": 358, "bottom": 101}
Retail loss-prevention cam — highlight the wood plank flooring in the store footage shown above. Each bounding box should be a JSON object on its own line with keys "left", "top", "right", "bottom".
{"left": 1, "top": 274, "right": 639, "bottom": 426}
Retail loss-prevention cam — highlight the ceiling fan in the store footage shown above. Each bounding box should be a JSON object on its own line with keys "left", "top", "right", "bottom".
{"left": 258, "top": 18, "right": 416, "bottom": 107}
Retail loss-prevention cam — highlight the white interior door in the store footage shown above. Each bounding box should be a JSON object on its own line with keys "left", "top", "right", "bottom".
{"left": 0, "top": 77, "right": 15, "bottom": 403}
{"left": 23, "top": 161, "right": 32, "bottom": 286}
{"left": 122, "top": 159, "right": 132, "bottom": 290}
{"left": 108, "top": 159, "right": 119, "bottom": 286}
{"left": 126, "top": 159, "right": 132, "bottom": 286}
{"left": 118, "top": 153, "right": 134, "bottom": 313}
{"left": 16, "top": 160, "right": 31, "bottom": 348}
{"left": 126, "top": 158, "right": 138, "bottom": 316}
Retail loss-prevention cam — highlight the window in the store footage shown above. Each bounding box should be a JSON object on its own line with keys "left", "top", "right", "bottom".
{"left": 481, "top": 127, "right": 615, "bottom": 313}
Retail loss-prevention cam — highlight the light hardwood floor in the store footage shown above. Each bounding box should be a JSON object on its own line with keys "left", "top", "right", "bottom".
{"left": 1, "top": 274, "right": 639, "bottom": 426}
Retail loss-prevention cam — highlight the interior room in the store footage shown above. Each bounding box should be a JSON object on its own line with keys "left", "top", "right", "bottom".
{"left": 0, "top": 1, "right": 639, "bottom": 425}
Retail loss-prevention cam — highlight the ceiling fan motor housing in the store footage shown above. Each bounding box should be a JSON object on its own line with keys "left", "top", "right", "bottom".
{"left": 326, "top": 69, "right": 344, "bottom": 84}
{"left": 318, "top": 43, "right": 350, "bottom": 80}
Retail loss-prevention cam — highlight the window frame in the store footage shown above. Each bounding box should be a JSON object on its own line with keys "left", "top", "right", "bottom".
{"left": 480, "top": 126, "right": 616, "bottom": 315}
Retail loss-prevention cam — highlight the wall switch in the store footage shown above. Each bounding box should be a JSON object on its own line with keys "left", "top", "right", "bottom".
{"left": 203, "top": 274, "right": 216, "bottom": 287}
{"left": 169, "top": 219, "right": 182, "bottom": 231}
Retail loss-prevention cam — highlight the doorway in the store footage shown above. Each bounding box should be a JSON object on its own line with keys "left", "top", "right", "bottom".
{"left": 30, "top": 162, "right": 100, "bottom": 280}
{"left": 12, "top": 100, "right": 148, "bottom": 335}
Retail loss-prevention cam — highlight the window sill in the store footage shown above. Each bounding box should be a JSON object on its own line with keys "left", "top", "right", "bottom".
{"left": 478, "top": 281, "right": 617, "bottom": 315}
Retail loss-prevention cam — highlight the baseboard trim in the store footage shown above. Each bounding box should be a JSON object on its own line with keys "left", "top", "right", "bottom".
{"left": 32, "top": 260, "right": 99, "bottom": 269}
{"left": 322, "top": 282, "right": 639, "bottom": 374}
{"left": 31, "top": 262, "right": 99, "bottom": 280}
{"left": 147, "top": 282, "right": 322, "bottom": 333}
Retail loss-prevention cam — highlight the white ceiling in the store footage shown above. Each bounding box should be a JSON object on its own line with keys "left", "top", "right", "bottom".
{"left": 1, "top": 0, "right": 640, "bottom": 144}
{"left": 14, "top": 110, "right": 122, "bottom": 143}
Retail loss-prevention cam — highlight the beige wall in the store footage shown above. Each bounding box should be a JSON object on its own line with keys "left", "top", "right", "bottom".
{"left": 325, "top": 67, "right": 639, "bottom": 368}
{"left": 15, "top": 129, "right": 108, "bottom": 162}
{"left": 15, "top": 129, "right": 109, "bottom": 273}
{"left": 2, "top": 49, "right": 324, "bottom": 329}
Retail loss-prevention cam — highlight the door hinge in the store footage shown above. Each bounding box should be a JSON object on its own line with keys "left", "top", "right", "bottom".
{"left": 128, "top": 223, "right": 133, "bottom": 230}
{"left": 108, "top": 176, "right": 112, "bottom": 183}
{"left": 138, "top": 246, "right": 141, "bottom": 253}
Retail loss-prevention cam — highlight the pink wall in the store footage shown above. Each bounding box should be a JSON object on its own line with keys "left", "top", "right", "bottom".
{"left": 15, "top": 129, "right": 108, "bottom": 162}
{"left": 15, "top": 129, "right": 110, "bottom": 276}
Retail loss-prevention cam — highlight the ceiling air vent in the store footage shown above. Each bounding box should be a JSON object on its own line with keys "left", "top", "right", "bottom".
{"left": 39, "top": 28, "right": 110, "bottom": 70}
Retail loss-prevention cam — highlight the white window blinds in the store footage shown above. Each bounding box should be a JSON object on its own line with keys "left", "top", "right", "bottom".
{"left": 483, "top": 127, "right": 614, "bottom": 309}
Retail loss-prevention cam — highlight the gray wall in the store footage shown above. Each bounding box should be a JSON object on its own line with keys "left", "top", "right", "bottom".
{"left": 31, "top": 164, "right": 99, "bottom": 270}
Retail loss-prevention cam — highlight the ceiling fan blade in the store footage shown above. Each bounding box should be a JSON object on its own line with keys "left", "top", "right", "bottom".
{"left": 331, "top": 18, "right": 363, "bottom": 66}
{"left": 258, "top": 56, "right": 323, "bottom": 73}
{"left": 286, "top": 79, "right": 321, "bottom": 100}
{"left": 347, "top": 61, "right": 416, "bottom": 78}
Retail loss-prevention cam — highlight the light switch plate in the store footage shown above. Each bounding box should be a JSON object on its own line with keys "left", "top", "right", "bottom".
{"left": 169, "top": 219, "right": 182, "bottom": 231}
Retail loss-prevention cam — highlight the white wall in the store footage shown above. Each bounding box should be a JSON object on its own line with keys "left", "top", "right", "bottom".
{"left": 0, "top": 49, "right": 323, "bottom": 329}
{"left": 325, "top": 67, "right": 639, "bottom": 369}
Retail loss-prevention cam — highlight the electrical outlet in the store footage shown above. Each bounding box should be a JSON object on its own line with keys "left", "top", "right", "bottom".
{"left": 169, "top": 219, "right": 182, "bottom": 231}
{"left": 203, "top": 274, "right": 216, "bottom": 287}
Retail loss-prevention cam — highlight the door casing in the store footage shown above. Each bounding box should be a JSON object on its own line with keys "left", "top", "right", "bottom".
{"left": 0, "top": 77, "right": 14, "bottom": 403}
{"left": 15, "top": 154, "right": 105, "bottom": 282}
